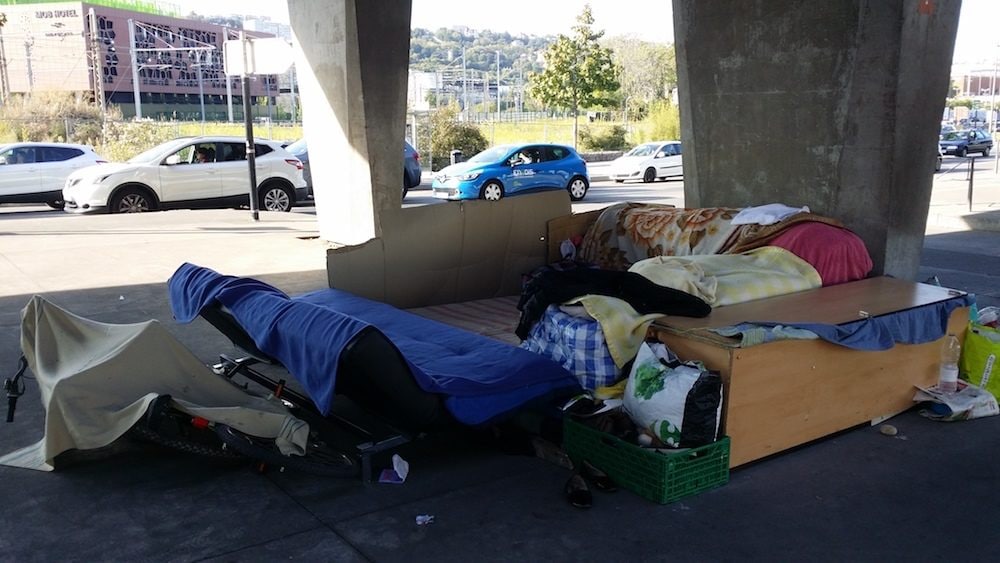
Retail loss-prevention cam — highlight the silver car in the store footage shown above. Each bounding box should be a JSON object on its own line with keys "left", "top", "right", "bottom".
{"left": 287, "top": 139, "right": 422, "bottom": 199}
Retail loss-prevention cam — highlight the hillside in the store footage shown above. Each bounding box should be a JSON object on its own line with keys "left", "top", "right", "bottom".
{"left": 409, "top": 27, "right": 553, "bottom": 74}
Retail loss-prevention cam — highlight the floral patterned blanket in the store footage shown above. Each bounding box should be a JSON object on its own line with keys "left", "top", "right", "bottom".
{"left": 578, "top": 203, "right": 742, "bottom": 270}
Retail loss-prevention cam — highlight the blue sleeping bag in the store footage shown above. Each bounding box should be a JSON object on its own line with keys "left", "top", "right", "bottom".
{"left": 168, "top": 263, "right": 581, "bottom": 426}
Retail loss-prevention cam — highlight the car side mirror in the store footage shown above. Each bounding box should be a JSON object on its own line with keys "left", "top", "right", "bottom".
{"left": 655, "top": 152, "right": 666, "bottom": 158}
{"left": 0, "top": 157, "right": 6, "bottom": 165}
{"left": 164, "top": 154, "right": 181, "bottom": 165}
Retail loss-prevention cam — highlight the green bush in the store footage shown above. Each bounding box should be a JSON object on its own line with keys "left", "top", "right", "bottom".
{"left": 428, "top": 104, "right": 488, "bottom": 170}
{"left": 578, "top": 124, "right": 628, "bottom": 151}
{"left": 0, "top": 92, "right": 104, "bottom": 145}
{"left": 642, "top": 100, "right": 681, "bottom": 143}
{"left": 99, "top": 119, "right": 178, "bottom": 162}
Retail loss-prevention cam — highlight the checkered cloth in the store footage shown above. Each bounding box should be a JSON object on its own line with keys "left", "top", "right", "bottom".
{"left": 520, "top": 305, "right": 621, "bottom": 391}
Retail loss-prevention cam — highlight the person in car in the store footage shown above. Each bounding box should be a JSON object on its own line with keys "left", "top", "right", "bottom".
{"left": 195, "top": 147, "right": 214, "bottom": 163}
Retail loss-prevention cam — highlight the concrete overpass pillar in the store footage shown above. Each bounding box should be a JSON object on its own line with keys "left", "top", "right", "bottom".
{"left": 287, "top": 0, "right": 411, "bottom": 244}
{"left": 673, "top": 0, "right": 961, "bottom": 279}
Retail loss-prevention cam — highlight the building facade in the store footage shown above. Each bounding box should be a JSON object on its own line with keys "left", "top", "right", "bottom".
{"left": 0, "top": 0, "right": 278, "bottom": 119}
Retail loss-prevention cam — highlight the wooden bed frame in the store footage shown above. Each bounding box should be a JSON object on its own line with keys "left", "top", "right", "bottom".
{"left": 651, "top": 278, "right": 968, "bottom": 466}
{"left": 546, "top": 210, "right": 970, "bottom": 467}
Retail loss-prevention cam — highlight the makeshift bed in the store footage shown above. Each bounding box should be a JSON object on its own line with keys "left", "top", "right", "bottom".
{"left": 543, "top": 203, "right": 972, "bottom": 467}
{"left": 168, "top": 263, "right": 582, "bottom": 431}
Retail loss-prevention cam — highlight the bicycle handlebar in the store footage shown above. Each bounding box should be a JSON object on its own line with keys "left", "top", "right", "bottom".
{"left": 4, "top": 356, "right": 28, "bottom": 423}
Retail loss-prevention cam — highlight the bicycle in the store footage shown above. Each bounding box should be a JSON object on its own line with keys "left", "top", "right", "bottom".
{"left": 5, "top": 355, "right": 360, "bottom": 478}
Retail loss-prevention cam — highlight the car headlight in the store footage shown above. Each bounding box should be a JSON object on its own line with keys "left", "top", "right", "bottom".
{"left": 457, "top": 172, "right": 481, "bottom": 181}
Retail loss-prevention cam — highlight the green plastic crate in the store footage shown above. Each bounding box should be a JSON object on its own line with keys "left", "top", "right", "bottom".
{"left": 563, "top": 417, "right": 730, "bottom": 504}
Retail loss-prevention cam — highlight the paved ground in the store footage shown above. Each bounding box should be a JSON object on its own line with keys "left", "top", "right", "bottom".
{"left": 0, "top": 172, "right": 999, "bottom": 560}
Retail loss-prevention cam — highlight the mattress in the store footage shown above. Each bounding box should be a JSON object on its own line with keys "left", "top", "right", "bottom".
{"left": 169, "top": 263, "right": 581, "bottom": 426}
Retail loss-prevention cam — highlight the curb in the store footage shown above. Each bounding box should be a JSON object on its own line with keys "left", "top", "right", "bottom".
{"left": 926, "top": 210, "right": 1000, "bottom": 233}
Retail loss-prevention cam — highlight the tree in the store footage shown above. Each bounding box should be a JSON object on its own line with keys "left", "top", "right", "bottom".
{"left": 527, "top": 4, "right": 619, "bottom": 147}
{"left": 428, "top": 104, "right": 488, "bottom": 170}
{"left": 603, "top": 36, "right": 676, "bottom": 121}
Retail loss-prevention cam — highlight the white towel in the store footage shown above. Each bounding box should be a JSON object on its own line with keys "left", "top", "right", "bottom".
{"left": 731, "top": 203, "right": 810, "bottom": 226}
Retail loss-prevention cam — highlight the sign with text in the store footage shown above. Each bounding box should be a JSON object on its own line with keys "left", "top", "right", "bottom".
{"left": 224, "top": 38, "right": 293, "bottom": 76}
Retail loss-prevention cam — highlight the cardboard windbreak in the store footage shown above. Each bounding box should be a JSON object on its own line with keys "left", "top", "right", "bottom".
{"left": 327, "top": 190, "right": 572, "bottom": 309}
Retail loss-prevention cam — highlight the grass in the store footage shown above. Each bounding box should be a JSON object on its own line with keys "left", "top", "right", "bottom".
{"left": 478, "top": 118, "right": 658, "bottom": 148}
{"left": 173, "top": 122, "right": 304, "bottom": 141}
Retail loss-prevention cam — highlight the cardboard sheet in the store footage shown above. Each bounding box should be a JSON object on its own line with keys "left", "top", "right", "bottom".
{"left": 327, "top": 190, "right": 572, "bottom": 308}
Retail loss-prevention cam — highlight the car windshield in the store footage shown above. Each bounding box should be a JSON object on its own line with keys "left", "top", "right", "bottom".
{"left": 468, "top": 145, "right": 514, "bottom": 164}
{"left": 286, "top": 138, "right": 307, "bottom": 155}
{"left": 941, "top": 132, "right": 967, "bottom": 142}
{"left": 128, "top": 139, "right": 190, "bottom": 163}
{"left": 626, "top": 143, "right": 660, "bottom": 157}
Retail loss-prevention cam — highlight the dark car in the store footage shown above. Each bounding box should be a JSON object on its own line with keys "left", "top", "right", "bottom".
{"left": 286, "top": 139, "right": 422, "bottom": 199}
{"left": 939, "top": 129, "right": 993, "bottom": 157}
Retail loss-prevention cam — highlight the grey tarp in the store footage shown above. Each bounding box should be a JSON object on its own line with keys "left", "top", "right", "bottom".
{"left": 0, "top": 296, "right": 308, "bottom": 471}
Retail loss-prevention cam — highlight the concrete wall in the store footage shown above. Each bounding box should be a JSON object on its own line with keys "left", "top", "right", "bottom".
{"left": 674, "top": 0, "right": 961, "bottom": 279}
{"left": 289, "top": 0, "right": 412, "bottom": 244}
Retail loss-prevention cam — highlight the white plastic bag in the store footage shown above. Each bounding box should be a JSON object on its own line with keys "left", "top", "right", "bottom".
{"left": 623, "top": 342, "right": 723, "bottom": 447}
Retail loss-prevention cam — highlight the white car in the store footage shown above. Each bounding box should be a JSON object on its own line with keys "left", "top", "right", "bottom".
{"left": 63, "top": 136, "right": 307, "bottom": 214}
{"left": 608, "top": 141, "right": 683, "bottom": 183}
{"left": 0, "top": 142, "right": 107, "bottom": 209}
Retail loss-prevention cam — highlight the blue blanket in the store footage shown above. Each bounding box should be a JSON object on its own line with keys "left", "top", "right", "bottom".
{"left": 168, "top": 263, "right": 581, "bottom": 425}
{"left": 710, "top": 294, "right": 973, "bottom": 350}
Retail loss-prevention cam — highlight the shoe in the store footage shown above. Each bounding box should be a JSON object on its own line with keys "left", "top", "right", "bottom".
{"left": 564, "top": 473, "right": 592, "bottom": 509}
{"left": 532, "top": 437, "right": 574, "bottom": 470}
{"left": 580, "top": 460, "right": 617, "bottom": 492}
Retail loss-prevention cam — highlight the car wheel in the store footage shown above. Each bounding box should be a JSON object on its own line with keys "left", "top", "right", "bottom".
{"left": 46, "top": 200, "right": 65, "bottom": 210}
{"left": 642, "top": 167, "right": 656, "bottom": 183}
{"left": 935, "top": 156, "right": 942, "bottom": 172}
{"left": 111, "top": 186, "right": 155, "bottom": 213}
{"left": 402, "top": 171, "right": 412, "bottom": 200}
{"left": 957, "top": 146, "right": 967, "bottom": 158}
{"left": 984, "top": 147, "right": 991, "bottom": 157}
{"left": 567, "top": 176, "right": 589, "bottom": 201}
{"left": 260, "top": 183, "right": 293, "bottom": 212}
{"left": 480, "top": 181, "right": 504, "bottom": 201}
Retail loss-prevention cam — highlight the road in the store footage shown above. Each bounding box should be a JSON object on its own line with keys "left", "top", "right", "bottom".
{"left": 4, "top": 154, "right": 995, "bottom": 305}
{"left": 3, "top": 153, "right": 996, "bottom": 218}
{"left": 402, "top": 176, "right": 684, "bottom": 212}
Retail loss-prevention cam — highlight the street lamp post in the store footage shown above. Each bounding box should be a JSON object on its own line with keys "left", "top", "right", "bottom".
{"left": 993, "top": 45, "right": 999, "bottom": 173}
{"left": 194, "top": 52, "right": 206, "bottom": 125}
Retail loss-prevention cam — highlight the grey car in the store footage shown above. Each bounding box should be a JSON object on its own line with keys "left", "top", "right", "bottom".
{"left": 287, "top": 139, "right": 422, "bottom": 199}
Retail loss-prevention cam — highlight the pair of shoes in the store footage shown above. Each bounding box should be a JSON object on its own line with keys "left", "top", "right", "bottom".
{"left": 564, "top": 473, "right": 592, "bottom": 509}
{"left": 580, "top": 460, "right": 617, "bottom": 492}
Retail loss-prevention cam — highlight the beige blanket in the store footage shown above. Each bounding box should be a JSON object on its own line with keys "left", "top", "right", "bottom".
{"left": 0, "top": 296, "right": 308, "bottom": 471}
{"left": 629, "top": 246, "right": 823, "bottom": 307}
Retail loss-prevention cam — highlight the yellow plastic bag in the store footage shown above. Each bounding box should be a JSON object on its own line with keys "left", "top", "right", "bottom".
{"left": 959, "top": 323, "right": 1000, "bottom": 399}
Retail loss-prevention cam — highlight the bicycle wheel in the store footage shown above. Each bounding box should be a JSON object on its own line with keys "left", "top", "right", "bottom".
{"left": 213, "top": 424, "right": 360, "bottom": 478}
{"left": 128, "top": 396, "right": 245, "bottom": 460}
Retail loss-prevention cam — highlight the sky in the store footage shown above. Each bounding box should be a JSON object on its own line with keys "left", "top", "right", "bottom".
{"left": 173, "top": 0, "right": 995, "bottom": 66}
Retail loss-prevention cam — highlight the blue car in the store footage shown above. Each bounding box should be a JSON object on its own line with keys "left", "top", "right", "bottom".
{"left": 432, "top": 143, "right": 589, "bottom": 201}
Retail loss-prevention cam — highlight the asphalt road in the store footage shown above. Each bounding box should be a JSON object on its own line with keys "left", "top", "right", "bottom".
{"left": 402, "top": 175, "right": 684, "bottom": 212}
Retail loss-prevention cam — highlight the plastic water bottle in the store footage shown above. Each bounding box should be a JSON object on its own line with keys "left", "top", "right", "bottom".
{"left": 938, "top": 333, "right": 961, "bottom": 393}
